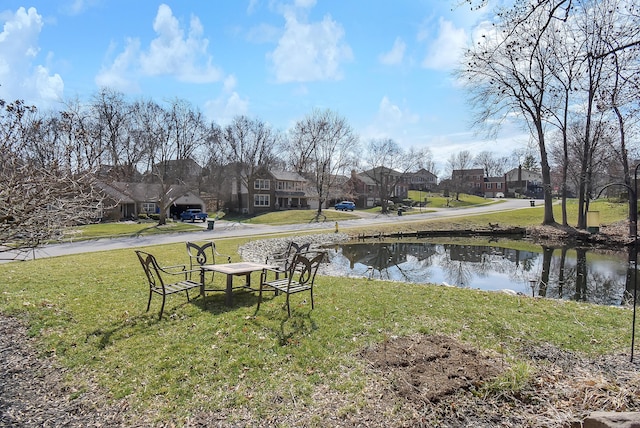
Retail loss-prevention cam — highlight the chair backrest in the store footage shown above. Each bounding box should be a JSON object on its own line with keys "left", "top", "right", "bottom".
{"left": 186, "top": 241, "right": 220, "bottom": 268}
{"left": 289, "top": 242, "right": 311, "bottom": 256}
{"left": 270, "top": 241, "right": 312, "bottom": 270}
{"left": 287, "top": 252, "right": 325, "bottom": 287}
{"left": 135, "top": 250, "right": 165, "bottom": 290}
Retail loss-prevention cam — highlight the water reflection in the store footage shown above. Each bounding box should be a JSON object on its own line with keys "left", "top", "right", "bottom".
{"left": 322, "top": 241, "right": 637, "bottom": 306}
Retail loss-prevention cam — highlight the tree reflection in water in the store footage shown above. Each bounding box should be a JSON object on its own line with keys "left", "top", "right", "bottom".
{"left": 324, "top": 240, "right": 635, "bottom": 306}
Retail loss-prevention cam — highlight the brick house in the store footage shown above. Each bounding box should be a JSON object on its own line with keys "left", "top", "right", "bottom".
{"left": 232, "top": 169, "right": 312, "bottom": 214}
{"left": 451, "top": 168, "right": 485, "bottom": 196}
{"left": 345, "top": 167, "right": 410, "bottom": 208}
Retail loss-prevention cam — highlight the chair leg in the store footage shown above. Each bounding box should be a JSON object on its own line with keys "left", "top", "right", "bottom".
{"left": 147, "top": 291, "right": 153, "bottom": 312}
{"left": 159, "top": 295, "right": 166, "bottom": 320}
{"left": 310, "top": 288, "right": 314, "bottom": 310}
{"left": 286, "top": 294, "right": 291, "bottom": 317}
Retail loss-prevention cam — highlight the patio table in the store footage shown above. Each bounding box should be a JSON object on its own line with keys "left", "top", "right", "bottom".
{"left": 200, "top": 262, "right": 275, "bottom": 306}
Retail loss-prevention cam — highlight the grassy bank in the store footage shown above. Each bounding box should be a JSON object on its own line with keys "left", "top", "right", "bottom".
{"left": 0, "top": 198, "right": 634, "bottom": 425}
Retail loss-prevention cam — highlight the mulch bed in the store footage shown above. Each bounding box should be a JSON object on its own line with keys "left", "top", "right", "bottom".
{"left": 0, "top": 315, "right": 131, "bottom": 428}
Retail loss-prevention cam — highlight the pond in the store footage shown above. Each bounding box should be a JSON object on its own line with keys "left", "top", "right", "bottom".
{"left": 322, "top": 240, "right": 637, "bottom": 306}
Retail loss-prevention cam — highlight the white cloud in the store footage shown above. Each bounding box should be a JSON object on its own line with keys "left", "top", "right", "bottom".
{"left": 421, "top": 18, "right": 467, "bottom": 70}
{"left": 95, "top": 38, "right": 141, "bottom": 92}
{"left": 204, "top": 74, "right": 249, "bottom": 125}
{"left": 247, "top": 0, "right": 260, "bottom": 15}
{"left": 246, "top": 23, "right": 281, "bottom": 44}
{"left": 60, "top": 0, "right": 101, "bottom": 16}
{"left": 0, "top": 7, "right": 63, "bottom": 106}
{"left": 95, "top": 4, "right": 223, "bottom": 90}
{"left": 378, "top": 37, "right": 406, "bottom": 66}
{"left": 362, "top": 96, "right": 420, "bottom": 142}
{"left": 268, "top": 6, "right": 352, "bottom": 83}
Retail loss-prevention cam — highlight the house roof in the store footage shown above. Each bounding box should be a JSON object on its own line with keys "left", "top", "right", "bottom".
{"left": 413, "top": 168, "right": 437, "bottom": 178}
{"left": 270, "top": 170, "right": 306, "bottom": 181}
{"left": 95, "top": 181, "right": 135, "bottom": 203}
{"left": 99, "top": 181, "right": 202, "bottom": 204}
{"left": 362, "top": 166, "right": 403, "bottom": 177}
{"left": 355, "top": 173, "right": 377, "bottom": 185}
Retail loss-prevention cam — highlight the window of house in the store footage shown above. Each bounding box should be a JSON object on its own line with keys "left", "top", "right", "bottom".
{"left": 254, "top": 179, "right": 270, "bottom": 190}
{"left": 497, "top": 183, "right": 503, "bottom": 189}
{"left": 276, "top": 181, "right": 303, "bottom": 191}
{"left": 487, "top": 183, "right": 493, "bottom": 189}
{"left": 142, "top": 202, "right": 156, "bottom": 213}
{"left": 254, "top": 194, "right": 270, "bottom": 207}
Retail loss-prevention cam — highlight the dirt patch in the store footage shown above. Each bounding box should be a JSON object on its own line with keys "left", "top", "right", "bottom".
{"left": 0, "top": 315, "right": 131, "bottom": 428}
{"left": 2, "top": 314, "right": 640, "bottom": 427}
{"left": 361, "top": 334, "right": 505, "bottom": 404}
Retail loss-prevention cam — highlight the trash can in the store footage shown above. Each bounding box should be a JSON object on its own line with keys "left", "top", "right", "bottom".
{"left": 207, "top": 220, "right": 215, "bottom": 230}
{"left": 530, "top": 200, "right": 535, "bottom": 207}
{"left": 397, "top": 208, "right": 403, "bottom": 216}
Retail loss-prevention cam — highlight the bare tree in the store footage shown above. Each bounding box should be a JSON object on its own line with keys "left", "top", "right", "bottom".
{"left": 447, "top": 150, "right": 474, "bottom": 200}
{"left": 59, "top": 96, "right": 104, "bottom": 174}
{"left": 459, "top": 0, "right": 640, "bottom": 229}
{"left": 130, "top": 99, "right": 205, "bottom": 225}
{"left": 0, "top": 99, "right": 104, "bottom": 259}
{"left": 221, "top": 116, "right": 278, "bottom": 215}
{"left": 474, "top": 150, "right": 509, "bottom": 177}
{"left": 458, "top": 0, "right": 573, "bottom": 225}
{"left": 91, "top": 88, "right": 142, "bottom": 181}
{"left": 286, "top": 108, "right": 358, "bottom": 217}
{"left": 199, "top": 122, "right": 229, "bottom": 212}
{"left": 362, "top": 139, "right": 424, "bottom": 214}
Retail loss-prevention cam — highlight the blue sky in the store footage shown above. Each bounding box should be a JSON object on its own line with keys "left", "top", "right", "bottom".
{"left": 0, "top": 1, "right": 528, "bottom": 173}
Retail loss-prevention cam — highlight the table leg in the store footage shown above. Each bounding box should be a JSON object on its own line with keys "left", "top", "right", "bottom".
{"left": 226, "top": 274, "right": 233, "bottom": 306}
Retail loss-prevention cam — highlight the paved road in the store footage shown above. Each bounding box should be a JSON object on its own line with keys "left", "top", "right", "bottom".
{"left": 3, "top": 198, "right": 539, "bottom": 262}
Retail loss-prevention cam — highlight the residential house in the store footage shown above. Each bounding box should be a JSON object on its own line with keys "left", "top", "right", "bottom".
{"left": 231, "top": 169, "right": 312, "bottom": 214}
{"left": 409, "top": 168, "right": 438, "bottom": 191}
{"left": 504, "top": 166, "right": 543, "bottom": 198}
{"left": 152, "top": 158, "right": 203, "bottom": 185}
{"left": 451, "top": 168, "right": 485, "bottom": 196}
{"left": 97, "top": 181, "right": 206, "bottom": 221}
{"left": 483, "top": 176, "right": 505, "bottom": 198}
{"left": 272, "top": 170, "right": 311, "bottom": 209}
{"left": 345, "top": 167, "right": 410, "bottom": 208}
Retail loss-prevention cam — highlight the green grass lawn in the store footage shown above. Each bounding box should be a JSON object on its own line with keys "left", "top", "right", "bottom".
{"left": 407, "top": 191, "right": 493, "bottom": 208}
{"left": 0, "top": 238, "right": 631, "bottom": 424}
{"left": 239, "top": 209, "right": 358, "bottom": 225}
{"left": 67, "top": 221, "right": 202, "bottom": 240}
{"left": 0, "top": 198, "right": 634, "bottom": 425}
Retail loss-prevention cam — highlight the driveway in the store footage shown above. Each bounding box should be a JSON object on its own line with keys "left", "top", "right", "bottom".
{"left": 3, "top": 198, "right": 539, "bottom": 262}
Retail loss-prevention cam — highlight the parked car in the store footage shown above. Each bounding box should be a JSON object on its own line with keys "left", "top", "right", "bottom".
{"left": 180, "top": 208, "right": 208, "bottom": 222}
{"left": 334, "top": 201, "right": 356, "bottom": 211}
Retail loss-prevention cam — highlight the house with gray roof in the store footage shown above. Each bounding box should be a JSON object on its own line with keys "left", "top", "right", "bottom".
{"left": 97, "top": 181, "right": 206, "bottom": 221}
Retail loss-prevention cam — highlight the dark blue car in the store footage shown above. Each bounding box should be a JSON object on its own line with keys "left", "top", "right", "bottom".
{"left": 334, "top": 201, "right": 356, "bottom": 211}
